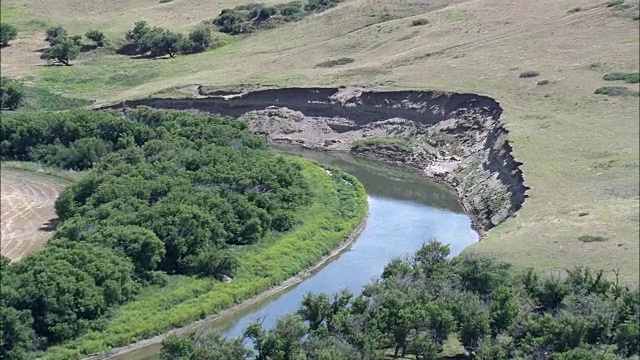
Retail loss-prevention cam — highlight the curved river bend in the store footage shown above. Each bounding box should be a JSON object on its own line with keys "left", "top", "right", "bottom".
{"left": 119, "top": 148, "right": 479, "bottom": 360}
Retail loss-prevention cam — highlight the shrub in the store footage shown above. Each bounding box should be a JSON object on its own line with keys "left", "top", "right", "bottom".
{"left": 85, "top": 29, "right": 106, "bottom": 47}
{"left": 519, "top": 71, "right": 540, "bottom": 78}
{"left": 603, "top": 72, "right": 640, "bottom": 83}
{"left": 567, "top": 7, "right": 581, "bottom": 13}
{"left": 594, "top": 86, "right": 637, "bottom": 96}
{"left": 315, "top": 57, "right": 355, "bottom": 68}
{"left": 44, "top": 25, "right": 68, "bottom": 45}
{"left": 578, "top": 235, "right": 608, "bottom": 243}
{"left": 537, "top": 80, "right": 550, "bottom": 86}
{"left": 40, "top": 37, "right": 80, "bottom": 66}
{"left": 606, "top": 0, "right": 625, "bottom": 7}
{"left": 159, "top": 0, "right": 173, "bottom": 3}
{"left": 411, "top": 18, "right": 430, "bottom": 26}
{"left": 0, "top": 77, "right": 24, "bottom": 110}
{"left": 305, "top": 0, "right": 342, "bottom": 12}
{"left": 0, "top": 23, "right": 18, "bottom": 47}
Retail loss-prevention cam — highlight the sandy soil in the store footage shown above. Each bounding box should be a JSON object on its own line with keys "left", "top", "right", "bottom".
{"left": 0, "top": 170, "right": 66, "bottom": 261}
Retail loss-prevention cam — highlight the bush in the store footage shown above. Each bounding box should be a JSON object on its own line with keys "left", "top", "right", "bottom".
{"left": 0, "top": 23, "right": 18, "bottom": 47}
{"left": 40, "top": 37, "right": 80, "bottom": 66}
{"left": 213, "top": 0, "right": 339, "bottom": 34}
{"left": 519, "top": 71, "right": 540, "bottom": 78}
{"left": 0, "top": 77, "right": 24, "bottom": 110}
{"left": 305, "top": 0, "right": 342, "bottom": 12}
{"left": 567, "top": 7, "right": 581, "bottom": 13}
{"left": 159, "top": 0, "right": 173, "bottom": 3}
{"left": 578, "top": 235, "right": 608, "bottom": 243}
{"left": 411, "top": 18, "right": 430, "bottom": 26}
{"left": 606, "top": 0, "right": 625, "bottom": 7}
{"left": 182, "top": 26, "right": 213, "bottom": 54}
{"left": 603, "top": 72, "right": 640, "bottom": 83}
{"left": 537, "top": 80, "right": 550, "bottom": 86}
{"left": 594, "top": 86, "right": 637, "bottom": 96}
{"left": 315, "top": 57, "right": 355, "bottom": 68}
{"left": 44, "top": 25, "right": 68, "bottom": 45}
{"left": 85, "top": 29, "right": 106, "bottom": 47}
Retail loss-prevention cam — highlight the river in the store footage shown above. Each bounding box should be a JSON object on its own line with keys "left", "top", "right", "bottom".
{"left": 118, "top": 148, "right": 479, "bottom": 360}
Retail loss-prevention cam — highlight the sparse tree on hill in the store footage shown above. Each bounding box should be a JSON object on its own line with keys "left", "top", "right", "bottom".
{"left": 184, "top": 26, "right": 212, "bottom": 53}
{"left": 40, "top": 37, "right": 79, "bottom": 66}
{"left": 0, "top": 77, "right": 24, "bottom": 110}
{"left": 0, "top": 23, "right": 18, "bottom": 47}
{"left": 85, "top": 29, "right": 106, "bottom": 47}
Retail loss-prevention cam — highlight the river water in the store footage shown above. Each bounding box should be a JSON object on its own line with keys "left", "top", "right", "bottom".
{"left": 119, "top": 148, "right": 479, "bottom": 360}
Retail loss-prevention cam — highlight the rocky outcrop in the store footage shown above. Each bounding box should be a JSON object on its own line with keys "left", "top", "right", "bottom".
{"left": 106, "top": 86, "right": 528, "bottom": 233}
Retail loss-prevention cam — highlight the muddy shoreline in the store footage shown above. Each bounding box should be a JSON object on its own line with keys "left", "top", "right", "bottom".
{"left": 84, "top": 209, "right": 369, "bottom": 360}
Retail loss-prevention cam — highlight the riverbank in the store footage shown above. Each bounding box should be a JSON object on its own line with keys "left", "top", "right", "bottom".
{"left": 86, "top": 209, "right": 368, "bottom": 360}
{"left": 108, "top": 87, "right": 528, "bottom": 236}
{"left": 40, "top": 157, "right": 367, "bottom": 360}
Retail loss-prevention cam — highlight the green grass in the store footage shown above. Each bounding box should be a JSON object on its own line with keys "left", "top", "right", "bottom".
{"left": 0, "top": 4, "right": 50, "bottom": 33}
{"left": 603, "top": 71, "right": 640, "bottom": 84}
{"left": 446, "top": 9, "right": 472, "bottom": 21}
{"left": 20, "top": 86, "right": 93, "bottom": 110}
{"left": 352, "top": 136, "right": 412, "bottom": 152}
{"left": 39, "top": 156, "right": 368, "bottom": 360}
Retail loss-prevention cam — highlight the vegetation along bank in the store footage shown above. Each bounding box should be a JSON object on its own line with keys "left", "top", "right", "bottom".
{"left": 0, "top": 107, "right": 367, "bottom": 360}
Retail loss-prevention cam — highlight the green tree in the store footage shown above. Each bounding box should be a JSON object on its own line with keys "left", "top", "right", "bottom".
{"left": 139, "top": 28, "right": 182, "bottom": 57}
{"left": 40, "top": 37, "right": 79, "bottom": 65}
{"left": 0, "top": 23, "right": 18, "bottom": 47}
{"left": 85, "top": 29, "right": 106, "bottom": 47}
{"left": 184, "top": 26, "right": 212, "bottom": 53}
{"left": 160, "top": 332, "right": 249, "bottom": 360}
{"left": 0, "top": 305, "right": 38, "bottom": 360}
{"left": 613, "top": 319, "right": 639, "bottom": 357}
{"left": 0, "top": 77, "right": 24, "bottom": 110}
{"left": 453, "top": 293, "right": 491, "bottom": 353}
{"left": 44, "top": 25, "right": 68, "bottom": 45}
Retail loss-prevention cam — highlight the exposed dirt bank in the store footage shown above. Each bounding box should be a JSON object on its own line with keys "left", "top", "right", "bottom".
{"left": 108, "top": 86, "right": 528, "bottom": 232}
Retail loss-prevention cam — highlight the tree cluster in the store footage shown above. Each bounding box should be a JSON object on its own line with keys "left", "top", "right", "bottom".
{"left": 39, "top": 25, "right": 106, "bottom": 66}
{"left": 0, "top": 108, "right": 313, "bottom": 358}
{"left": 122, "top": 21, "right": 214, "bottom": 58}
{"left": 160, "top": 241, "right": 640, "bottom": 359}
{"left": 212, "top": 0, "right": 341, "bottom": 35}
{"left": 0, "top": 77, "right": 24, "bottom": 110}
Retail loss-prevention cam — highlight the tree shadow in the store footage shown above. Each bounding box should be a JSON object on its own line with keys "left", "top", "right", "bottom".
{"left": 39, "top": 218, "right": 59, "bottom": 232}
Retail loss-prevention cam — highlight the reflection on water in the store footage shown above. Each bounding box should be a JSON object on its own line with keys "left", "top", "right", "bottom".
{"left": 119, "top": 148, "right": 478, "bottom": 360}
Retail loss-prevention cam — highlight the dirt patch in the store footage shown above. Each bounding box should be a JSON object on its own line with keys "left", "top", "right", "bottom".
{"left": 107, "top": 86, "right": 528, "bottom": 233}
{"left": 0, "top": 169, "right": 66, "bottom": 261}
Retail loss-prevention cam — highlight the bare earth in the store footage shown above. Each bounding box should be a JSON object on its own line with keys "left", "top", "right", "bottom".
{"left": 1, "top": 170, "right": 66, "bottom": 261}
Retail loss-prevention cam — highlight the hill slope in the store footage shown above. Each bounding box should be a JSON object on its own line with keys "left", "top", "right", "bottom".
{"left": 1, "top": 0, "right": 638, "bottom": 282}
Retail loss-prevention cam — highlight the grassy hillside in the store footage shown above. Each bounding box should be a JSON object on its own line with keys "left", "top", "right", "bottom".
{"left": 1, "top": 0, "right": 638, "bottom": 284}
